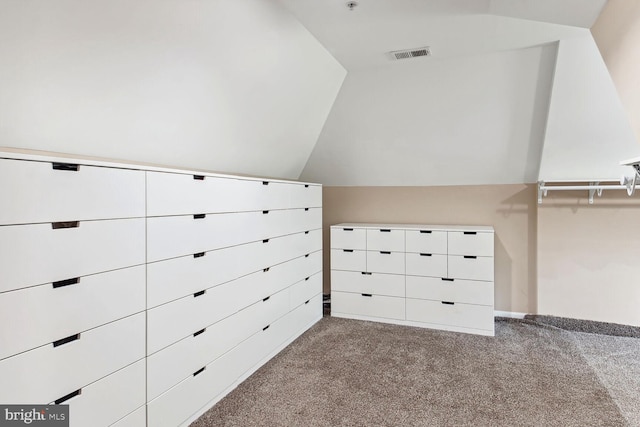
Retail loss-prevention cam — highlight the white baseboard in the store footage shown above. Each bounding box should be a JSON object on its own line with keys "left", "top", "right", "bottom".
{"left": 494, "top": 310, "right": 527, "bottom": 319}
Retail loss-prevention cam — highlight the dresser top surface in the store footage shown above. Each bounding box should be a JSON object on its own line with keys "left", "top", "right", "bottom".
{"left": 332, "top": 223, "right": 494, "bottom": 232}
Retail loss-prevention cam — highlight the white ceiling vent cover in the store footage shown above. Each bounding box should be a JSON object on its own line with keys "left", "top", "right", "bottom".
{"left": 388, "top": 46, "right": 431, "bottom": 60}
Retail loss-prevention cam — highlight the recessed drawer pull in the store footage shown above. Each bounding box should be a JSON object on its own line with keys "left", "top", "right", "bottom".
{"left": 262, "top": 181, "right": 269, "bottom": 186}
{"left": 263, "top": 296, "right": 270, "bottom": 302}
{"left": 419, "top": 253, "right": 432, "bottom": 257}
{"left": 53, "top": 333, "right": 80, "bottom": 348}
{"left": 263, "top": 210, "right": 269, "bottom": 214}
{"left": 305, "top": 231, "right": 309, "bottom": 234}
{"left": 380, "top": 251, "right": 391, "bottom": 255}
{"left": 193, "top": 252, "right": 205, "bottom": 258}
{"left": 441, "top": 301, "right": 455, "bottom": 305}
{"left": 193, "top": 367, "right": 206, "bottom": 377}
{"left": 263, "top": 239, "right": 269, "bottom": 243}
{"left": 55, "top": 389, "right": 81, "bottom": 405}
{"left": 305, "top": 254, "right": 310, "bottom": 258}
{"left": 52, "top": 162, "right": 79, "bottom": 172}
{"left": 361, "top": 272, "right": 372, "bottom": 275}
{"left": 52, "top": 221, "right": 79, "bottom": 229}
{"left": 463, "top": 231, "right": 477, "bottom": 235}
{"left": 304, "top": 184, "right": 309, "bottom": 188}
{"left": 361, "top": 293, "right": 373, "bottom": 297}
{"left": 305, "top": 299, "right": 310, "bottom": 304}
{"left": 343, "top": 249, "right": 354, "bottom": 253}
{"left": 263, "top": 267, "right": 270, "bottom": 272}
{"left": 305, "top": 277, "right": 310, "bottom": 281}
{"left": 194, "top": 290, "right": 206, "bottom": 298}
{"left": 420, "top": 230, "right": 432, "bottom": 234}
{"left": 305, "top": 208, "right": 309, "bottom": 211}
{"left": 380, "top": 229, "right": 391, "bottom": 232}
{"left": 464, "top": 255, "right": 477, "bottom": 259}
{"left": 262, "top": 325, "right": 270, "bottom": 331}
{"left": 193, "top": 175, "right": 205, "bottom": 180}
{"left": 52, "top": 277, "right": 80, "bottom": 289}
{"left": 193, "top": 214, "right": 206, "bottom": 219}
{"left": 193, "top": 328, "right": 206, "bottom": 337}
{"left": 441, "top": 278, "right": 454, "bottom": 282}
{"left": 343, "top": 228, "right": 353, "bottom": 231}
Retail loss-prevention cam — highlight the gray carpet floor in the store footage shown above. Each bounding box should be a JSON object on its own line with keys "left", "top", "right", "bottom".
{"left": 191, "top": 316, "right": 640, "bottom": 427}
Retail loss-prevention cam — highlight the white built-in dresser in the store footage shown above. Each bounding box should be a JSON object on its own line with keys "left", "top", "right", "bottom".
{"left": 330, "top": 223, "right": 495, "bottom": 336}
{"left": 0, "top": 148, "right": 323, "bottom": 426}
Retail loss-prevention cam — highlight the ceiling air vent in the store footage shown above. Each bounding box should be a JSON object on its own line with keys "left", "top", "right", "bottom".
{"left": 388, "top": 46, "right": 431, "bottom": 61}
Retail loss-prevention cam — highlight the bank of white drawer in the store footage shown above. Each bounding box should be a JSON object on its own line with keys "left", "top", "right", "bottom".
{"left": 0, "top": 313, "right": 145, "bottom": 404}
{"left": 406, "top": 276, "right": 493, "bottom": 306}
{"left": 405, "top": 230, "right": 447, "bottom": 254}
{"left": 366, "top": 228, "right": 404, "bottom": 252}
{"left": 111, "top": 406, "right": 146, "bottom": 427}
{"left": 289, "top": 272, "right": 322, "bottom": 309}
{"left": 290, "top": 184, "right": 322, "bottom": 208}
{"left": 331, "top": 227, "right": 366, "bottom": 250}
{"left": 448, "top": 231, "right": 494, "bottom": 256}
{"left": 57, "top": 360, "right": 145, "bottom": 427}
{"left": 367, "top": 250, "right": 404, "bottom": 275}
{"left": 332, "top": 292, "right": 405, "bottom": 320}
{"left": 0, "top": 158, "right": 145, "bottom": 225}
{"left": 331, "top": 270, "right": 405, "bottom": 298}
{"left": 406, "top": 253, "right": 448, "bottom": 278}
{"left": 331, "top": 249, "right": 366, "bottom": 272}
{"left": 448, "top": 255, "right": 494, "bottom": 281}
{"left": 0, "top": 218, "right": 145, "bottom": 293}
{"left": 406, "top": 298, "right": 494, "bottom": 331}
{"left": 0, "top": 266, "right": 145, "bottom": 360}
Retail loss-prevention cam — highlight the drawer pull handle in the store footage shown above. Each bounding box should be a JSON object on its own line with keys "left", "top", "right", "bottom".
{"left": 343, "top": 228, "right": 354, "bottom": 231}
{"left": 304, "top": 208, "right": 309, "bottom": 211}
{"left": 263, "top": 239, "right": 269, "bottom": 243}
{"left": 193, "top": 367, "right": 206, "bottom": 377}
{"left": 52, "top": 221, "right": 79, "bottom": 229}
{"left": 263, "top": 325, "right": 270, "bottom": 331}
{"left": 305, "top": 299, "right": 310, "bottom": 304}
{"left": 305, "top": 254, "right": 310, "bottom": 258}
{"left": 361, "top": 293, "right": 372, "bottom": 297}
{"left": 263, "top": 181, "right": 269, "bottom": 186}
{"left": 442, "top": 301, "right": 455, "bottom": 305}
{"left": 53, "top": 333, "right": 80, "bottom": 348}
{"left": 420, "top": 230, "right": 432, "bottom": 234}
{"left": 193, "top": 175, "right": 205, "bottom": 180}
{"left": 305, "top": 231, "right": 310, "bottom": 234}
{"left": 263, "top": 296, "right": 270, "bottom": 302}
{"left": 193, "top": 328, "right": 206, "bottom": 337}
{"left": 263, "top": 267, "right": 270, "bottom": 272}
{"left": 464, "top": 255, "right": 477, "bottom": 259}
{"left": 380, "top": 229, "right": 391, "bottom": 232}
{"left": 380, "top": 251, "right": 391, "bottom": 255}
{"left": 194, "top": 290, "right": 206, "bottom": 297}
{"left": 193, "top": 214, "right": 206, "bottom": 219}
{"left": 55, "top": 389, "right": 81, "bottom": 405}
{"left": 193, "top": 252, "right": 205, "bottom": 258}
{"left": 263, "top": 210, "right": 269, "bottom": 214}
{"left": 361, "top": 272, "right": 372, "bottom": 275}
{"left": 305, "top": 184, "right": 309, "bottom": 188}
{"left": 305, "top": 277, "right": 310, "bottom": 281}
{"left": 343, "top": 249, "right": 353, "bottom": 253}
{"left": 419, "top": 253, "right": 432, "bottom": 257}
{"left": 463, "top": 231, "right": 477, "bottom": 235}
{"left": 52, "top": 162, "right": 79, "bottom": 172}
{"left": 441, "top": 278, "right": 454, "bottom": 282}
{"left": 52, "top": 277, "right": 79, "bottom": 289}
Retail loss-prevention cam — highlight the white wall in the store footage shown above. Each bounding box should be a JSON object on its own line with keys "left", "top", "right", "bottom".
{"left": 300, "top": 45, "right": 557, "bottom": 186}
{"left": 0, "top": 0, "right": 346, "bottom": 179}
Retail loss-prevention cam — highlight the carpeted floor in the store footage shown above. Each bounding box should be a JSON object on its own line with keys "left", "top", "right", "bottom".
{"left": 191, "top": 316, "right": 640, "bottom": 427}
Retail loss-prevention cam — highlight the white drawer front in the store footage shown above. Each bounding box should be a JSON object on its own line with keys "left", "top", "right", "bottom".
{"left": 288, "top": 293, "right": 323, "bottom": 334}
{"left": 0, "top": 218, "right": 145, "bottom": 293}
{"left": 62, "top": 360, "right": 146, "bottom": 427}
{"left": 406, "top": 253, "right": 448, "bottom": 278}
{"left": 0, "top": 313, "right": 145, "bottom": 405}
{"left": 0, "top": 158, "right": 145, "bottom": 225}
{"left": 405, "top": 230, "right": 447, "bottom": 254}
{"left": 332, "top": 292, "right": 405, "bottom": 320}
{"left": 406, "top": 276, "right": 494, "bottom": 306}
{"left": 254, "top": 181, "right": 292, "bottom": 211}
{"left": 111, "top": 405, "right": 146, "bottom": 427}
{"left": 290, "top": 184, "right": 322, "bottom": 209}
{"left": 331, "top": 249, "right": 366, "bottom": 272}
{"left": 406, "top": 298, "right": 494, "bottom": 331}
{"left": 259, "top": 251, "right": 322, "bottom": 303}
{"left": 289, "top": 272, "right": 322, "bottom": 309}
{"left": 366, "top": 251, "right": 405, "bottom": 275}
{"left": 448, "top": 255, "right": 494, "bottom": 281}
{"left": 331, "top": 270, "right": 405, "bottom": 298}
{"left": 0, "top": 266, "right": 145, "bottom": 360}
{"left": 448, "top": 231, "right": 494, "bottom": 256}
{"left": 366, "top": 228, "right": 404, "bottom": 252}
{"left": 330, "top": 227, "right": 366, "bottom": 250}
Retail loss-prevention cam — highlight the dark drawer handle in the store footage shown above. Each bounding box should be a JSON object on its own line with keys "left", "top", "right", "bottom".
{"left": 193, "top": 328, "right": 206, "bottom": 337}
{"left": 193, "top": 252, "right": 205, "bottom": 258}
{"left": 304, "top": 184, "right": 309, "bottom": 188}
{"left": 419, "top": 253, "right": 432, "bottom": 257}
{"left": 194, "top": 290, "right": 206, "bottom": 297}
{"left": 262, "top": 181, "right": 269, "bottom": 186}
{"left": 380, "top": 229, "right": 391, "bottom": 232}
{"left": 53, "top": 277, "right": 79, "bottom": 289}
{"left": 343, "top": 228, "right": 354, "bottom": 231}
{"left": 441, "top": 278, "right": 454, "bottom": 282}
{"left": 53, "top": 333, "right": 80, "bottom": 348}
{"left": 305, "top": 254, "right": 310, "bottom": 258}
{"left": 263, "top": 267, "right": 270, "bottom": 272}
{"left": 343, "top": 249, "right": 353, "bottom": 253}
{"left": 263, "top": 296, "right": 270, "bottom": 302}
{"left": 361, "top": 293, "right": 373, "bottom": 297}
{"left": 193, "top": 175, "right": 205, "bottom": 180}
{"left": 464, "top": 256, "right": 477, "bottom": 259}
{"left": 55, "top": 389, "right": 81, "bottom": 404}
{"left": 193, "top": 367, "right": 206, "bottom": 377}
{"left": 442, "top": 301, "right": 455, "bottom": 305}
{"left": 263, "top": 239, "right": 269, "bottom": 243}
{"left": 361, "top": 272, "right": 372, "bottom": 275}
{"left": 305, "top": 231, "right": 310, "bottom": 234}
{"left": 380, "top": 251, "right": 391, "bottom": 255}
{"left": 305, "top": 208, "right": 309, "bottom": 211}
{"left": 193, "top": 214, "right": 206, "bottom": 219}
{"left": 305, "top": 299, "right": 310, "bottom": 304}
{"left": 305, "top": 277, "right": 310, "bottom": 281}
{"left": 263, "top": 325, "right": 270, "bottom": 331}
{"left": 52, "top": 221, "right": 79, "bottom": 229}
{"left": 420, "top": 230, "right": 432, "bottom": 234}
{"left": 263, "top": 210, "right": 269, "bottom": 214}
{"left": 52, "top": 162, "right": 79, "bottom": 172}
{"left": 463, "top": 231, "right": 477, "bottom": 235}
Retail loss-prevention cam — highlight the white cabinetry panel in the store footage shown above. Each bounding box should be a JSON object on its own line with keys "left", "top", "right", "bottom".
{"left": 366, "top": 228, "right": 404, "bottom": 252}
{"left": 332, "top": 291, "right": 405, "bottom": 320}
{"left": 331, "top": 270, "right": 405, "bottom": 298}
{"left": 330, "top": 227, "right": 366, "bottom": 250}
{"left": 405, "top": 230, "right": 447, "bottom": 254}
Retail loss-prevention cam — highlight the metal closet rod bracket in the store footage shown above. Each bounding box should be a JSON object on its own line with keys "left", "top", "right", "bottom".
{"left": 537, "top": 179, "right": 637, "bottom": 205}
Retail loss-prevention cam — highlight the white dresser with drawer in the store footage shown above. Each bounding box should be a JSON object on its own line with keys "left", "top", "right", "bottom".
{"left": 0, "top": 148, "right": 323, "bottom": 426}
{"left": 331, "top": 223, "right": 495, "bottom": 336}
